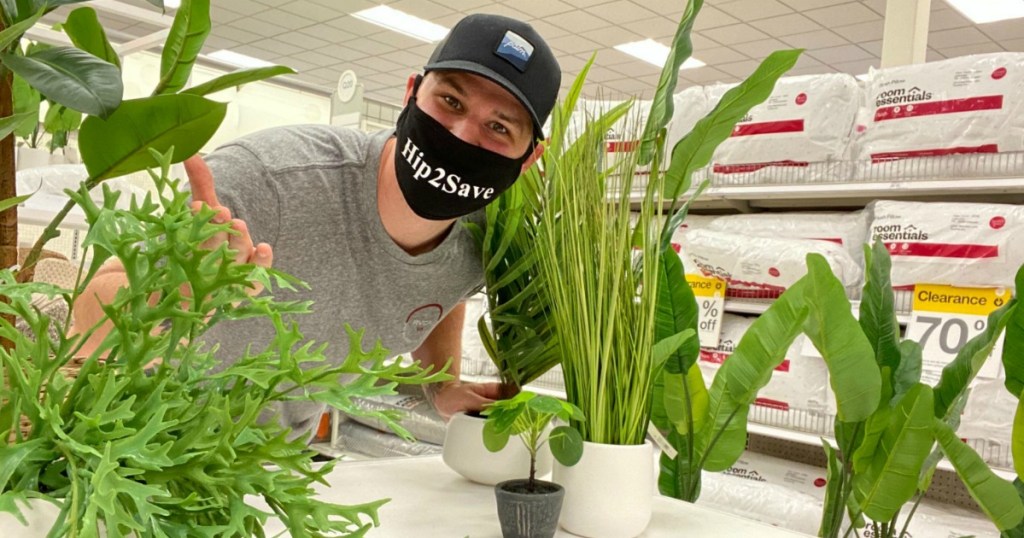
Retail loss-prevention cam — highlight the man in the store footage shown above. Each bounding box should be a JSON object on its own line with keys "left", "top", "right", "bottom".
{"left": 72, "top": 13, "right": 561, "bottom": 439}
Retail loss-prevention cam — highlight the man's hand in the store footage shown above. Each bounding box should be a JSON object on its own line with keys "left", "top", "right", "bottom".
{"left": 184, "top": 155, "right": 274, "bottom": 293}
{"left": 429, "top": 381, "right": 503, "bottom": 421}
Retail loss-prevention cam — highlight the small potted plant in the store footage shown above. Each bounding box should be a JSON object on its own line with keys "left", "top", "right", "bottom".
{"left": 481, "top": 391, "right": 584, "bottom": 538}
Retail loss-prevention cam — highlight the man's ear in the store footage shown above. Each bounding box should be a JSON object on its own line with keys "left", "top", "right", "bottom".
{"left": 402, "top": 74, "right": 418, "bottom": 105}
{"left": 520, "top": 141, "right": 546, "bottom": 173}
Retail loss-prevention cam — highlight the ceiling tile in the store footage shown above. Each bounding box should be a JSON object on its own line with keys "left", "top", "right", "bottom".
{"left": 278, "top": 56, "right": 320, "bottom": 74}
{"left": 928, "top": 8, "right": 974, "bottom": 31}
{"left": 860, "top": 40, "right": 881, "bottom": 56}
{"left": 302, "top": 23, "right": 357, "bottom": 43}
{"left": 1000, "top": 38, "right": 1024, "bottom": 52}
{"left": 233, "top": 43, "right": 281, "bottom": 63}
{"left": 578, "top": 25, "right": 644, "bottom": 47}
{"left": 434, "top": 12, "right": 468, "bottom": 27}
{"left": 692, "top": 6, "right": 741, "bottom": 31}
{"left": 305, "top": 0, "right": 376, "bottom": 11}
{"left": 352, "top": 56, "right": 407, "bottom": 74}
{"left": 859, "top": 0, "right": 886, "bottom": 16}
{"left": 203, "top": 35, "right": 241, "bottom": 52}
{"left": 588, "top": 66, "right": 633, "bottom": 83}
{"left": 794, "top": 54, "right": 824, "bottom": 69}
{"left": 549, "top": 9, "right": 613, "bottom": 33}
{"left": 610, "top": 60, "right": 662, "bottom": 78}
{"left": 564, "top": 0, "right": 613, "bottom": 7}
{"left": 781, "top": 29, "right": 848, "bottom": 49}
{"left": 690, "top": 32, "right": 722, "bottom": 50}
{"left": 509, "top": 0, "right": 576, "bottom": 18}
{"left": 317, "top": 43, "right": 371, "bottom": 63}
{"left": 718, "top": 0, "right": 793, "bottom": 21}
{"left": 830, "top": 58, "right": 878, "bottom": 76}
{"left": 325, "top": 15, "right": 390, "bottom": 37}
{"left": 639, "top": 0, "right": 688, "bottom": 16}
{"left": 473, "top": 3, "right": 532, "bottom": 20}
{"left": 340, "top": 37, "right": 398, "bottom": 56}
{"left": 211, "top": 25, "right": 262, "bottom": 45}
{"left": 277, "top": 1, "right": 345, "bottom": 22}
{"left": 779, "top": 0, "right": 855, "bottom": 10}
{"left": 976, "top": 19, "right": 1024, "bottom": 42}
{"left": 251, "top": 9, "right": 317, "bottom": 31}
{"left": 929, "top": 27, "right": 995, "bottom": 48}
{"left": 229, "top": 16, "right": 287, "bottom": 38}
{"left": 210, "top": 4, "right": 243, "bottom": 23}
{"left": 559, "top": 55, "right": 594, "bottom": 73}
{"left": 749, "top": 13, "right": 820, "bottom": 37}
{"left": 937, "top": 42, "right": 1007, "bottom": 58}
{"left": 387, "top": 0, "right": 457, "bottom": 20}
{"left": 804, "top": 3, "right": 881, "bottom": 27}
{"left": 716, "top": 59, "right": 762, "bottom": 77}
{"left": 696, "top": 46, "right": 748, "bottom": 65}
{"left": 926, "top": 48, "right": 945, "bottom": 61}
{"left": 808, "top": 43, "right": 874, "bottom": 64}
{"left": 528, "top": 19, "right": 572, "bottom": 40}
{"left": 220, "top": 0, "right": 272, "bottom": 15}
{"left": 622, "top": 16, "right": 681, "bottom": 40}
{"left": 275, "top": 32, "right": 332, "bottom": 51}
{"left": 732, "top": 38, "right": 791, "bottom": 59}
{"left": 383, "top": 50, "right": 430, "bottom": 70}
{"left": 701, "top": 23, "right": 771, "bottom": 45}
{"left": 591, "top": 1, "right": 658, "bottom": 24}
{"left": 831, "top": 20, "right": 885, "bottom": 42}
{"left": 684, "top": 66, "right": 731, "bottom": 84}
{"left": 787, "top": 64, "right": 834, "bottom": 76}
{"left": 367, "top": 29, "right": 427, "bottom": 50}
{"left": 547, "top": 33, "right": 604, "bottom": 54}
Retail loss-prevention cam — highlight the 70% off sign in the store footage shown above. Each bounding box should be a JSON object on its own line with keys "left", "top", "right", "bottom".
{"left": 686, "top": 274, "right": 727, "bottom": 348}
{"left": 904, "top": 283, "right": 1008, "bottom": 385}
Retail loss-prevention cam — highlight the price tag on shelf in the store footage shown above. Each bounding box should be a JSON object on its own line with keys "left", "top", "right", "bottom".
{"left": 686, "top": 274, "right": 726, "bottom": 348}
{"left": 904, "top": 284, "right": 1008, "bottom": 386}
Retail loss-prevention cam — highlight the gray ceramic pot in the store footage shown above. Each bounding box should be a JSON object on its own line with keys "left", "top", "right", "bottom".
{"left": 494, "top": 479, "right": 565, "bottom": 538}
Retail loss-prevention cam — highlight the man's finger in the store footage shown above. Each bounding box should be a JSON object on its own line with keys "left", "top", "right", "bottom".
{"left": 184, "top": 155, "right": 219, "bottom": 207}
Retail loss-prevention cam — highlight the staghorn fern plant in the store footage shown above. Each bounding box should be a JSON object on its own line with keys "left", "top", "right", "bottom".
{"left": 1, "top": 149, "right": 450, "bottom": 536}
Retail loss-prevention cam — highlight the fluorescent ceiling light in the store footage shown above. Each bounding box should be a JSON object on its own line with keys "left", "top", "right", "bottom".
{"left": 352, "top": 6, "right": 449, "bottom": 42}
{"left": 614, "top": 39, "right": 705, "bottom": 70}
{"left": 209, "top": 49, "right": 274, "bottom": 68}
{"left": 163, "top": 0, "right": 180, "bottom": 8}
{"left": 944, "top": 0, "right": 1024, "bottom": 23}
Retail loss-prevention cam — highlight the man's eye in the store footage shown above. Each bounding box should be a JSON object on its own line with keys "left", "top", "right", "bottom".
{"left": 443, "top": 95, "right": 461, "bottom": 109}
{"left": 490, "top": 122, "right": 509, "bottom": 135}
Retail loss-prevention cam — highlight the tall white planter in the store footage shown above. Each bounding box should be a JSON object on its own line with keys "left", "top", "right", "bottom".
{"left": 553, "top": 440, "right": 653, "bottom": 538}
{"left": 16, "top": 146, "right": 51, "bottom": 171}
{"left": 442, "top": 412, "right": 552, "bottom": 486}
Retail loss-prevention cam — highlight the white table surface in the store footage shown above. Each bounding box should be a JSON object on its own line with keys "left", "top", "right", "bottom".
{"left": 262, "top": 455, "right": 813, "bottom": 537}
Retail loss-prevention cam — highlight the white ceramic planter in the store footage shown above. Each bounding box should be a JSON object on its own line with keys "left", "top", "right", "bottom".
{"left": 16, "top": 146, "right": 51, "bottom": 171}
{"left": 553, "top": 440, "right": 654, "bottom": 538}
{"left": 442, "top": 412, "right": 552, "bottom": 486}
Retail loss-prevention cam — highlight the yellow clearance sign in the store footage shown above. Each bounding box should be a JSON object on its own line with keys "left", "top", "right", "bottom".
{"left": 912, "top": 284, "right": 1009, "bottom": 316}
{"left": 687, "top": 274, "right": 726, "bottom": 297}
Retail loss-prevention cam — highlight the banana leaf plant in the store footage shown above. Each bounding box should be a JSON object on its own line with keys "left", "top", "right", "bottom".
{"left": 999, "top": 264, "right": 1024, "bottom": 538}
{"left": 811, "top": 242, "right": 1022, "bottom": 538}
{"left": 0, "top": 0, "right": 294, "bottom": 282}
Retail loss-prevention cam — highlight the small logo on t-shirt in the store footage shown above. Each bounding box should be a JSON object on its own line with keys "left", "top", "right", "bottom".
{"left": 405, "top": 304, "right": 444, "bottom": 340}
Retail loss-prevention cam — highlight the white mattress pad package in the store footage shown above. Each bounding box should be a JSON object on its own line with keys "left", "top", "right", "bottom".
{"left": 699, "top": 451, "right": 999, "bottom": 536}
{"left": 869, "top": 200, "right": 1024, "bottom": 288}
{"left": 959, "top": 377, "right": 1015, "bottom": 468}
{"left": 699, "top": 318, "right": 831, "bottom": 421}
{"left": 705, "top": 73, "right": 860, "bottom": 183}
{"left": 677, "top": 228, "right": 863, "bottom": 297}
{"left": 856, "top": 52, "right": 1024, "bottom": 175}
{"left": 665, "top": 85, "right": 711, "bottom": 157}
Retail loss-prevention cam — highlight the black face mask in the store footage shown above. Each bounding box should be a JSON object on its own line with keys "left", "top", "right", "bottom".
{"left": 393, "top": 88, "right": 532, "bottom": 221}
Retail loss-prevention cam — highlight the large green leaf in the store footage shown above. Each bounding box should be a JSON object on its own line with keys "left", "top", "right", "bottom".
{"left": 933, "top": 299, "right": 1017, "bottom": 420}
{"left": 0, "top": 192, "right": 31, "bottom": 212}
{"left": 802, "top": 254, "right": 882, "bottom": 422}
{"left": 659, "top": 428, "right": 702, "bottom": 502}
{"left": 182, "top": 65, "right": 296, "bottom": 96}
{"left": 852, "top": 384, "right": 936, "bottom": 524}
{"left": 43, "top": 103, "right": 82, "bottom": 133}
{"left": 819, "top": 440, "right": 844, "bottom": 538}
{"left": 0, "top": 110, "right": 33, "bottom": 139}
{"left": 697, "top": 279, "right": 808, "bottom": 471}
{"left": 1015, "top": 395, "right": 1024, "bottom": 479}
{"left": 11, "top": 74, "right": 40, "bottom": 139}
{"left": 1, "top": 47, "right": 122, "bottom": 118}
{"left": 664, "top": 364, "right": 708, "bottom": 435}
{"left": 1003, "top": 479, "right": 1024, "bottom": 538}
{"left": 638, "top": 0, "right": 703, "bottom": 164}
{"left": 859, "top": 241, "right": 902, "bottom": 372}
{"left": 655, "top": 248, "right": 700, "bottom": 374}
{"left": 62, "top": 7, "right": 121, "bottom": 68}
{"left": 934, "top": 418, "right": 1024, "bottom": 530}
{"left": 661, "top": 48, "right": 802, "bottom": 201}
{"left": 1004, "top": 265, "right": 1024, "bottom": 397}
{"left": 892, "top": 340, "right": 922, "bottom": 405}
{"left": 79, "top": 94, "right": 226, "bottom": 181}
{"left": 154, "top": 0, "right": 211, "bottom": 95}
{"left": 0, "top": 6, "right": 41, "bottom": 50}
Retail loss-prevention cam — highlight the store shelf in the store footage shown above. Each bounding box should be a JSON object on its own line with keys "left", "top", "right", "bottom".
{"left": 726, "top": 297, "right": 913, "bottom": 325}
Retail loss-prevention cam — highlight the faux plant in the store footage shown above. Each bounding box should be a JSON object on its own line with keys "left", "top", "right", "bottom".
{"left": 0, "top": 0, "right": 294, "bottom": 279}
{"left": 804, "top": 242, "right": 1023, "bottom": 538}
{"left": 482, "top": 391, "right": 584, "bottom": 491}
{"left": 1, "top": 150, "right": 451, "bottom": 536}
{"left": 999, "top": 264, "right": 1024, "bottom": 538}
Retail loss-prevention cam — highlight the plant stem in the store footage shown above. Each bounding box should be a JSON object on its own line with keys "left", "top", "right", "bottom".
{"left": 17, "top": 196, "right": 79, "bottom": 283}
{"left": 680, "top": 366, "right": 697, "bottom": 501}
{"left": 898, "top": 493, "right": 924, "bottom": 538}
{"left": 692, "top": 405, "right": 741, "bottom": 497}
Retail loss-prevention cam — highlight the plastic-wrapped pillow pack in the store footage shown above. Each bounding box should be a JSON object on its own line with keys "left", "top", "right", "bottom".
{"left": 855, "top": 52, "right": 1024, "bottom": 178}
{"left": 460, "top": 293, "right": 497, "bottom": 377}
{"left": 342, "top": 383, "right": 447, "bottom": 445}
{"left": 868, "top": 200, "right": 1024, "bottom": 288}
{"left": 335, "top": 419, "right": 442, "bottom": 458}
{"left": 665, "top": 85, "right": 711, "bottom": 156}
{"left": 706, "top": 73, "right": 860, "bottom": 184}
{"left": 699, "top": 318, "right": 831, "bottom": 428}
{"left": 676, "top": 211, "right": 869, "bottom": 267}
{"left": 958, "top": 377, "right": 1015, "bottom": 469}
{"left": 676, "top": 228, "right": 863, "bottom": 298}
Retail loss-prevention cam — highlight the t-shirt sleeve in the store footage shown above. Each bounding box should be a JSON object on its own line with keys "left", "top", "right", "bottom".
{"left": 202, "top": 143, "right": 282, "bottom": 249}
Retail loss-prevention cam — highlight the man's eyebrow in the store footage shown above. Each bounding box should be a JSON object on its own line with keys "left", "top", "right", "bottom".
{"left": 435, "top": 72, "right": 467, "bottom": 96}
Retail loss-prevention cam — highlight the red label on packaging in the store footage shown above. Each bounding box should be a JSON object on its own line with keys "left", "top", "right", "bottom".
{"left": 885, "top": 242, "right": 999, "bottom": 259}
{"left": 871, "top": 144, "right": 999, "bottom": 163}
{"left": 768, "top": 267, "right": 781, "bottom": 277}
{"left": 713, "top": 160, "right": 809, "bottom": 174}
{"left": 700, "top": 349, "right": 730, "bottom": 364}
{"left": 991, "top": 216, "right": 1006, "bottom": 229}
{"left": 731, "top": 119, "right": 805, "bottom": 137}
{"left": 606, "top": 140, "right": 639, "bottom": 152}
{"left": 795, "top": 93, "right": 808, "bottom": 105}
{"left": 874, "top": 95, "right": 1004, "bottom": 122}
{"left": 993, "top": 67, "right": 1007, "bottom": 80}
{"left": 754, "top": 397, "right": 790, "bottom": 411}
{"left": 671, "top": 242, "right": 682, "bottom": 253}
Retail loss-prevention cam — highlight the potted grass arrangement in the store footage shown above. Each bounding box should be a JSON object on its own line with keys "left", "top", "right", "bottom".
{"left": 481, "top": 391, "right": 584, "bottom": 538}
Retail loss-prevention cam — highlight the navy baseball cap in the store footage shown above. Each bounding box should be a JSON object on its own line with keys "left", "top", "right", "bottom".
{"left": 424, "top": 13, "right": 561, "bottom": 139}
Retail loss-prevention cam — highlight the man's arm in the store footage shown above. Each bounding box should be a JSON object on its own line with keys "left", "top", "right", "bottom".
{"left": 412, "top": 301, "right": 501, "bottom": 420}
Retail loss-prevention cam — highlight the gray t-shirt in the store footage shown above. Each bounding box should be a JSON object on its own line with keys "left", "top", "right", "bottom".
{"left": 201, "top": 125, "right": 484, "bottom": 437}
